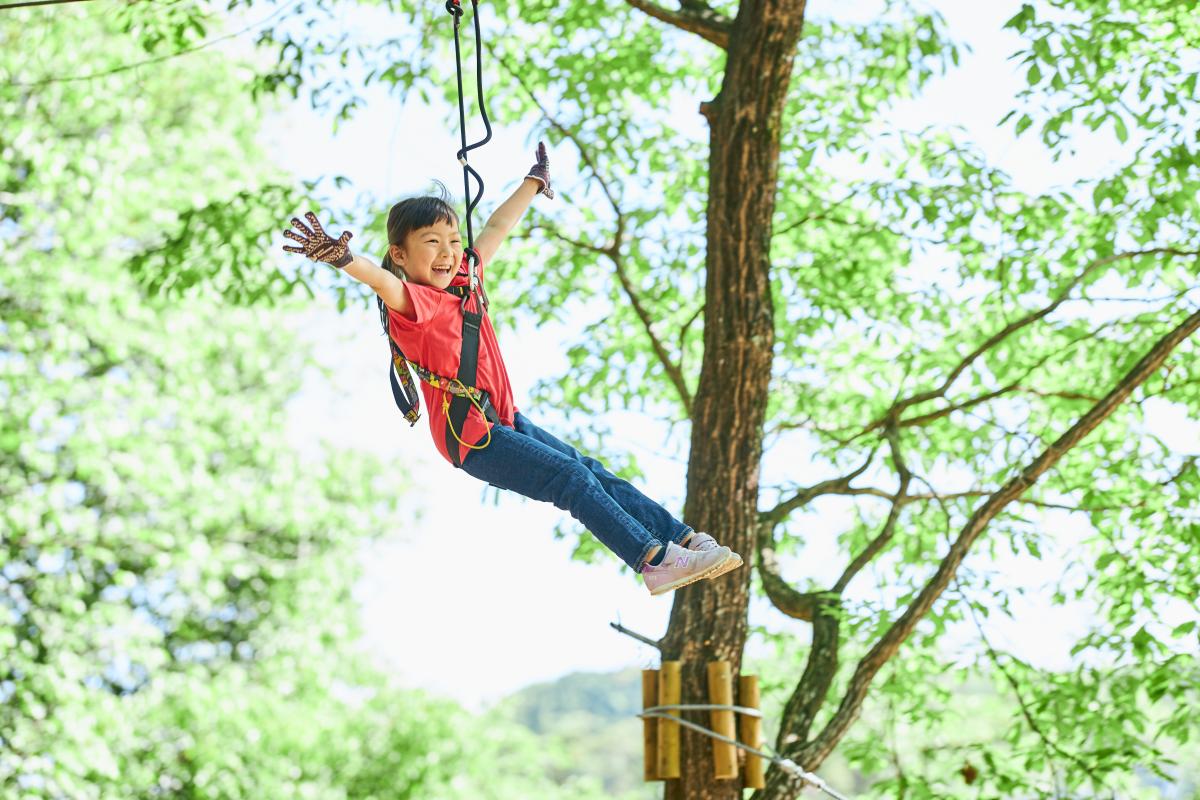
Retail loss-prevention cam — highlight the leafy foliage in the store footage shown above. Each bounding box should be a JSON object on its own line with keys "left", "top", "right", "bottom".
{"left": 7, "top": 0, "right": 1196, "bottom": 796}
{"left": 0, "top": 7, "right": 577, "bottom": 799}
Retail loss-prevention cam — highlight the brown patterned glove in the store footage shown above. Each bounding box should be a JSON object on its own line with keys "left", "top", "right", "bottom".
{"left": 525, "top": 141, "right": 554, "bottom": 199}
{"left": 282, "top": 211, "right": 354, "bottom": 268}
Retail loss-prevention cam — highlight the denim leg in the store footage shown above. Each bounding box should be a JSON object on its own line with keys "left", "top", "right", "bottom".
{"left": 460, "top": 420, "right": 663, "bottom": 571}
{"left": 511, "top": 412, "right": 692, "bottom": 546}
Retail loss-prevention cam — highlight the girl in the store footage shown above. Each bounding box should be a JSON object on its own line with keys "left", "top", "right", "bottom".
{"left": 282, "top": 143, "right": 742, "bottom": 596}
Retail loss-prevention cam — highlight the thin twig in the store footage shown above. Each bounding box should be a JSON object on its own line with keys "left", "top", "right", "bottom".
{"left": 610, "top": 620, "right": 661, "bottom": 650}
{"left": 956, "top": 580, "right": 1106, "bottom": 793}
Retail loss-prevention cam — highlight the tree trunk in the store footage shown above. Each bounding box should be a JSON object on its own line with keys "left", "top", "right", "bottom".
{"left": 661, "top": 3, "right": 808, "bottom": 799}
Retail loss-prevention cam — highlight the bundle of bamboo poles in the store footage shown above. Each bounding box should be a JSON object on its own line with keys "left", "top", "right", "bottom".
{"left": 642, "top": 661, "right": 765, "bottom": 788}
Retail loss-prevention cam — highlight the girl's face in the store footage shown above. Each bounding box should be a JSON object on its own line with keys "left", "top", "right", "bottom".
{"left": 390, "top": 219, "right": 463, "bottom": 289}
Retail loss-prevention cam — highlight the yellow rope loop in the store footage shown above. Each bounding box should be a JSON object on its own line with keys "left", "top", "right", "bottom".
{"left": 441, "top": 377, "right": 493, "bottom": 451}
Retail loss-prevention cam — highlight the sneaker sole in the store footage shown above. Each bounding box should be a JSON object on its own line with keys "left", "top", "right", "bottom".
{"left": 649, "top": 549, "right": 735, "bottom": 596}
{"left": 708, "top": 552, "right": 743, "bottom": 580}
{"left": 684, "top": 547, "right": 744, "bottom": 581}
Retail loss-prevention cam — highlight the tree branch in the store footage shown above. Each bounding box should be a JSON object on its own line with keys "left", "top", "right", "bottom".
{"left": 832, "top": 423, "right": 912, "bottom": 593}
{"left": 760, "top": 452, "right": 876, "bottom": 526}
{"left": 492, "top": 52, "right": 693, "bottom": 413}
{"left": 756, "top": 526, "right": 820, "bottom": 622}
{"left": 756, "top": 454, "right": 875, "bottom": 620}
{"left": 796, "top": 306, "right": 1200, "bottom": 767}
{"left": 610, "top": 620, "right": 662, "bottom": 650}
{"left": 624, "top": 0, "right": 733, "bottom": 49}
{"left": 777, "top": 592, "right": 840, "bottom": 745}
{"left": 611, "top": 245, "right": 695, "bottom": 414}
{"left": 958, "top": 581, "right": 1111, "bottom": 789}
{"left": 491, "top": 50, "right": 623, "bottom": 219}
{"left": 865, "top": 248, "right": 1200, "bottom": 435}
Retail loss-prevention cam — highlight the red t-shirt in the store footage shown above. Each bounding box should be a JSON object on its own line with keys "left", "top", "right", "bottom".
{"left": 386, "top": 252, "right": 516, "bottom": 466}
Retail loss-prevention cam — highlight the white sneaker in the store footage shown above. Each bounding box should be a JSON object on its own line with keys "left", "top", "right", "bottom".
{"left": 642, "top": 541, "right": 733, "bottom": 596}
{"left": 683, "top": 531, "right": 743, "bottom": 578}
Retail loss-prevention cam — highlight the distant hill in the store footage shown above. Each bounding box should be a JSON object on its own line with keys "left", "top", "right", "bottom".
{"left": 492, "top": 668, "right": 657, "bottom": 799}
{"left": 498, "top": 668, "right": 646, "bottom": 734}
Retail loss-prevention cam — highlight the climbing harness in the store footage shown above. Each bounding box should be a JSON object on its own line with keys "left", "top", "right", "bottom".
{"left": 639, "top": 704, "right": 852, "bottom": 800}
{"left": 376, "top": 289, "right": 499, "bottom": 427}
{"left": 378, "top": 0, "right": 498, "bottom": 466}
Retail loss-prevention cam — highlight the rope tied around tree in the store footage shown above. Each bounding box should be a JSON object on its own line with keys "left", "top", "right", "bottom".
{"left": 640, "top": 703, "right": 852, "bottom": 800}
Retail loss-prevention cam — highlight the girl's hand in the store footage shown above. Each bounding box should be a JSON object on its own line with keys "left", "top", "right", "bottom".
{"left": 525, "top": 141, "right": 555, "bottom": 199}
{"left": 282, "top": 211, "right": 355, "bottom": 268}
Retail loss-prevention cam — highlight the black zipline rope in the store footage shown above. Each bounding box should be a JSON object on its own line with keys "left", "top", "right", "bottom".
{"left": 445, "top": 0, "right": 492, "bottom": 288}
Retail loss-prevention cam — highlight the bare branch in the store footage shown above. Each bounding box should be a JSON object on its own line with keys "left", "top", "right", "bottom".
{"left": 531, "top": 223, "right": 615, "bottom": 258}
{"left": 529, "top": 224, "right": 693, "bottom": 412}
{"left": 679, "top": 303, "right": 704, "bottom": 366}
{"left": 756, "top": 454, "right": 875, "bottom": 619}
{"left": 797, "top": 306, "right": 1200, "bottom": 767}
{"left": 610, "top": 620, "right": 662, "bottom": 650}
{"left": 893, "top": 321, "right": 1119, "bottom": 430}
{"left": 624, "top": 0, "right": 733, "bottom": 49}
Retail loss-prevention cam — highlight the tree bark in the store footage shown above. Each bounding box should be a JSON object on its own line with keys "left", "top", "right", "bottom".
{"left": 661, "top": 2, "right": 808, "bottom": 799}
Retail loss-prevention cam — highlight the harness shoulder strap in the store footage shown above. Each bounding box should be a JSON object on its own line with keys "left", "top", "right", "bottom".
{"left": 377, "top": 286, "right": 499, "bottom": 444}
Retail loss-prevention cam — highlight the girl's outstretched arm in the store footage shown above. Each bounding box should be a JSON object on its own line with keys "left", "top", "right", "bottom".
{"left": 283, "top": 211, "right": 413, "bottom": 317}
{"left": 474, "top": 141, "right": 554, "bottom": 265}
{"left": 345, "top": 253, "right": 412, "bottom": 318}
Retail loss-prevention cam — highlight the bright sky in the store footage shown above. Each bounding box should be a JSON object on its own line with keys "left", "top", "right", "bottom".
{"left": 261, "top": 0, "right": 1197, "bottom": 711}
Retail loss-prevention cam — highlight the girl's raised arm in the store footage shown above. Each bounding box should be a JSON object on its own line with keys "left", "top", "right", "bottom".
{"left": 283, "top": 211, "right": 412, "bottom": 317}
{"left": 474, "top": 142, "right": 554, "bottom": 266}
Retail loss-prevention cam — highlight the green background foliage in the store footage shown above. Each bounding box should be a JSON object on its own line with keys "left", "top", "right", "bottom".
{"left": 1, "top": 7, "right": 586, "bottom": 799}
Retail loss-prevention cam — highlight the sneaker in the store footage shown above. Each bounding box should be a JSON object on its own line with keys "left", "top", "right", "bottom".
{"left": 642, "top": 541, "right": 734, "bottom": 596}
{"left": 682, "top": 531, "right": 744, "bottom": 578}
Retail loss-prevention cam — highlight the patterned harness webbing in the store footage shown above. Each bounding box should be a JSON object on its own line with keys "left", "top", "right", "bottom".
{"left": 375, "top": 282, "right": 497, "bottom": 430}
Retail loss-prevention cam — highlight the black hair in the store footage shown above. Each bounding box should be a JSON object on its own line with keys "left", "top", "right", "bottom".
{"left": 381, "top": 180, "right": 460, "bottom": 280}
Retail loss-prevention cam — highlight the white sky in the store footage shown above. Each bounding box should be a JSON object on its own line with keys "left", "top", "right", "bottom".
{"left": 260, "top": 0, "right": 1198, "bottom": 710}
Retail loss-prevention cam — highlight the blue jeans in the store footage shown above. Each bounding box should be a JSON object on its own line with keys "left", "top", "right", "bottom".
{"left": 460, "top": 412, "right": 692, "bottom": 571}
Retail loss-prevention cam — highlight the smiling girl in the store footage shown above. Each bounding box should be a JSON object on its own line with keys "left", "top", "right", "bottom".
{"left": 282, "top": 143, "right": 742, "bottom": 595}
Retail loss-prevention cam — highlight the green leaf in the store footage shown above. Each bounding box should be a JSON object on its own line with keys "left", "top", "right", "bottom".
{"left": 1113, "top": 114, "right": 1129, "bottom": 143}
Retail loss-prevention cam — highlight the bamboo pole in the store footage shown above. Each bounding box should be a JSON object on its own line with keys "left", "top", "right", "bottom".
{"left": 739, "top": 675, "right": 765, "bottom": 789}
{"left": 656, "top": 661, "right": 681, "bottom": 779}
{"left": 706, "top": 661, "right": 738, "bottom": 779}
{"left": 642, "top": 669, "right": 660, "bottom": 781}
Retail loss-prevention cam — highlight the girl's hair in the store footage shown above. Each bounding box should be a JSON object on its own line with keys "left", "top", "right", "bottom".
{"left": 381, "top": 180, "right": 459, "bottom": 281}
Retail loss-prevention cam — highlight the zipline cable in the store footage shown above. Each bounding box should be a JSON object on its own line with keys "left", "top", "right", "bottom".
{"left": 0, "top": 0, "right": 93, "bottom": 10}
{"left": 641, "top": 704, "right": 852, "bottom": 800}
{"left": 13, "top": 0, "right": 302, "bottom": 87}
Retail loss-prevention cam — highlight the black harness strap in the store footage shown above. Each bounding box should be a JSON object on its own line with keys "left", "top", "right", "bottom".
{"left": 445, "top": 298, "right": 483, "bottom": 466}
{"left": 379, "top": 0, "right": 498, "bottom": 466}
